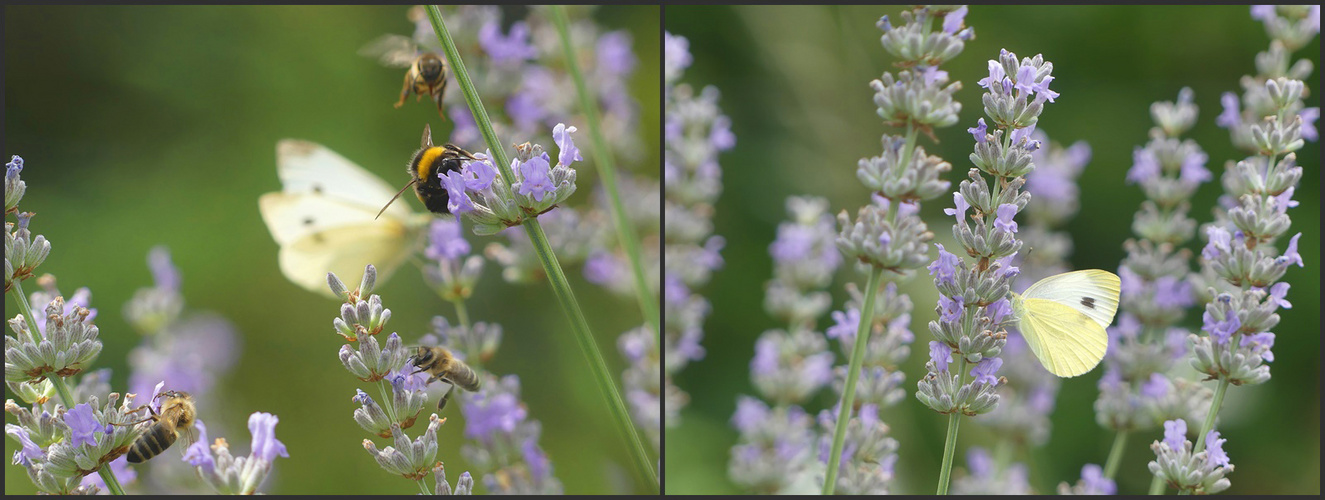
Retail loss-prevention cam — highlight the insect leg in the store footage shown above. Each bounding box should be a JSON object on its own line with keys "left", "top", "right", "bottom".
{"left": 395, "top": 72, "right": 412, "bottom": 108}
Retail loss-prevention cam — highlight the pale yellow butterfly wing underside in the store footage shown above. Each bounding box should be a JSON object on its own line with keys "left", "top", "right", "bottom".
{"left": 1013, "top": 295, "right": 1109, "bottom": 377}
{"left": 259, "top": 140, "right": 426, "bottom": 297}
{"left": 1021, "top": 269, "right": 1121, "bottom": 329}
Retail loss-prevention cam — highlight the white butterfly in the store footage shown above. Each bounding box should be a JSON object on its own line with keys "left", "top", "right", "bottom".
{"left": 1010, "top": 269, "right": 1121, "bottom": 377}
{"left": 258, "top": 140, "right": 430, "bottom": 298}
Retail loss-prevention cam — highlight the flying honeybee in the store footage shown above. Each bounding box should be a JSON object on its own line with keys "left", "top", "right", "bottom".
{"left": 360, "top": 34, "right": 450, "bottom": 119}
{"left": 115, "top": 390, "right": 198, "bottom": 464}
{"left": 407, "top": 346, "right": 481, "bottom": 410}
{"left": 376, "top": 124, "right": 480, "bottom": 218}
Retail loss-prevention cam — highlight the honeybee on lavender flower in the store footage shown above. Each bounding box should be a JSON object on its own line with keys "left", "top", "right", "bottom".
{"left": 408, "top": 346, "right": 481, "bottom": 410}
{"left": 360, "top": 34, "right": 450, "bottom": 119}
{"left": 114, "top": 390, "right": 198, "bottom": 463}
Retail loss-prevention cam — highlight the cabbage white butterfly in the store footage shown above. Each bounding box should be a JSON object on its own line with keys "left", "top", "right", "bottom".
{"left": 258, "top": 140, "right": 430, "bottom": 298}
{"left": 1010, "top": 269, "right": 1121, "bottom": 377}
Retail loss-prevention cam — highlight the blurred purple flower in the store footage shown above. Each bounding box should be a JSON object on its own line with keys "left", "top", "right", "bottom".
{"left": 1163, "top": 419, "right": 1187, "bottom": 452}
{"left": 426, "top": 218, "right": 471, "bottom": 262}
{"left": 478, "top": 20, "right": 537, "bottom": 64}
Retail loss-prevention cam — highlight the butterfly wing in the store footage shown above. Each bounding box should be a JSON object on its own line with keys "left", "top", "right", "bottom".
{"left": 1021, "top": 269, "right": 1121, "bottom": 329}
{"left": 261, "top": 140, "right": 428, "bottom": 297}
{"left": 275, "top": 140, "right": 411, "bottom": 220}
{"left": 258, "top": 192, "right": 423, "bottom": 297}
{"left": 1014, "top": 295, "right": 1109, "bottom": 377}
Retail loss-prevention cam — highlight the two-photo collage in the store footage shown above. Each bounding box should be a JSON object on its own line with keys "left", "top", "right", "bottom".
{"left": 4, "top": 4, "right": 1319, "bottom": 496}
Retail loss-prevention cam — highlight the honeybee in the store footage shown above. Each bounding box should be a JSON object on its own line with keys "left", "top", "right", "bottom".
{"left": 360, "top": 34, "right": 449, "bottom": 119}
{"left": 115, "top": 391, "right": 198, "bottom": 464}
{"left": 376, "top": 124, "right": 480, "bottom": 218}
{"left": 407, "top": 346, "right": 481, "bottom": 410}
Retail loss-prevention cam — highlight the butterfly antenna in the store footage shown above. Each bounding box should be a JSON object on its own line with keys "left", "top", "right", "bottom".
{"left": 377, "top": 179, "right": 417, "bottom": 220}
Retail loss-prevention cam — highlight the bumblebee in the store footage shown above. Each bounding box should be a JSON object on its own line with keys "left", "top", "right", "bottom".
{"left": 115, "top": 391, "right": 198, "bottom": 464}
{"left": 377, "top": 124, "right": 480, "bottom": 218}
{"left": 407, "top": 346, "right": 481, "bottom": 410}
{"left": 360, "top": 34, "right": 450, "bottom": 119}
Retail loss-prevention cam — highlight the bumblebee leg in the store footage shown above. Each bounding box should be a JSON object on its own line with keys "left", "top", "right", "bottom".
{"left": 395, "top": 73, "right": 411, "bottom": 109}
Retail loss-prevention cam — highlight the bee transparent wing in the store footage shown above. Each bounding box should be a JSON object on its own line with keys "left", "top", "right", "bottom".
{"left": 1016, "top": 297, "right": 1108, "bottom": 377}
{"left": 275, "top": 140, "right": 411, "bottom": 220}
{"left": 176, "top": 425, "right": 199, "bottom": 458}
{"left": 259, "top": 193, "right": 422, "bottom": 296}
{"left": 1021, "top": 269, "right": 1121, "bottom": 329}
{"left": 359, "top": 34, "right": 421, "bottom": 68}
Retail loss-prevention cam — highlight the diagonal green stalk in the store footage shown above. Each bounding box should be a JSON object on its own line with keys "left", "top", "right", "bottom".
{"left": 1149, "top": 470, "right": 1166, "bottom": 494}
{"left": 936, "top": 358, "right": 968, "bottom": 495}
{"left": 425, "top": 6, "right": 657, "bottom": 491}
{"left": 1103, "top": 430, "right": 1129, "bottom": 480}
{"left": 1192, "top": 376, "right": 1230, "bottom": 455}
{"left": 10, "top": 280, "right": 127, "bottom": 495}
{"left": 548, "top": 6, "right": 660, "bottom": 343}
{"left": 821, "top": 266, "right": 882, "bottom": 495}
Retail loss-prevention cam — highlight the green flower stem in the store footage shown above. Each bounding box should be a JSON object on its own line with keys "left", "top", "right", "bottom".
{"left": 936, "top": 358, "right": 969, "bottom": 495}
{"left": 450, "top": 297, "right": 470, "bottom": 330}
{"left": 377, "top": 379, "right": 399, "bottom": 428}
{"left": 1149, "top": 471, "right": 1166, "bottom": 494}
{"left": 548, "top": 5, "right": 660, "bottom": 343}
{"left": 1176, "top": 375, "right": 1229, "bottom": 497}
{"left": 821, "top": 267, "right": 882, "bottom": 495}
{"left": 425, "top": 6, "right": 658, "bottom": 491}
{"left": 9, "top": 280, "right": 127, "bottom": 496}
{"left": 1192, "top": 376, "right": 1230, "bottom": 454}
{"left": 416, "top": 478, "right": 432, "bottom": 495}
{"left": 1103, "top": 430, "right": 1129, "bottom": 480}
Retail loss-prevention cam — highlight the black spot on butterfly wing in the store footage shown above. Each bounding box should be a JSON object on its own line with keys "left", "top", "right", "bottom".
{"left": 302, "top": 217, "right": 325, "bottom": 243}
{"left": 312, "top": 184, "right": 324, "bottom": 195}
{"left": 1081, "top": 297, "right": 1096, "bottom": 309}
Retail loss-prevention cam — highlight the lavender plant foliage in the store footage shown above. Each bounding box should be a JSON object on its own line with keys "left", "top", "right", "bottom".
{"left": 183, "top": 412, "right": 289, "bottom": 494}
{"left": 1192, "top": 5, "right": 1316, "bottom": 388}
{"left": 401, "top": 6, "right": 650, "bottom": 281}
{"left": 977, "top": 129, "right": 1087, "bottom": 448}
{"left": 727, "top": 197, "right": 839, "bottom": 494}
{"left": 665, "top": 30, "right": 732, "bottom": 430}
{"left": 1096, "top": 88, "right": 1213, "bottom": 435}
{"left": 1057, "top": 463, "right": 1117, "bottom": 495}
{"left": 815, "top": 403, "right": 898, "bottom": 495}
{"left": 1147, "top": 418, "right": 1233, "bottom": 494}
{"left": 919, "top": 47, "right": 1058, "bottom": 417}
{"left": 949, "top": 447, "right": 1032, "bottom": 495}
{"left": 117, "top": 246, "right": 241, "bottom": 493}
{"left": 329, "top": 266, "right": 459, "bottom": 488}
{"left": 728, "top": 396, "right": 819, "bottom": 494}
{"left": 420, "top": 221, "right": 561, "bottom": 494}
{"left": 5, "top": 157, "right": 144, "bottom": 494}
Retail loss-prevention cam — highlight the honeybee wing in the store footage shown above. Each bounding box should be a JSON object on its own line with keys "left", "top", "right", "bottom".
{"left": 359, "top": 34, "right": 422, "bottom": 68}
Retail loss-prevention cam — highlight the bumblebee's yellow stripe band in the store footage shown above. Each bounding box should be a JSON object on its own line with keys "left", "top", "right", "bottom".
{"left": 417, "top": 147, "right": 445, "bottom": 180}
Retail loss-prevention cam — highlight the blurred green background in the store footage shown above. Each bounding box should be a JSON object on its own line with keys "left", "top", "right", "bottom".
{"left": 665, "top": 5, "right": 1318, "bottom": 495}
{"left": 5, "top": 5, "right": 659, "bottom": 495}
